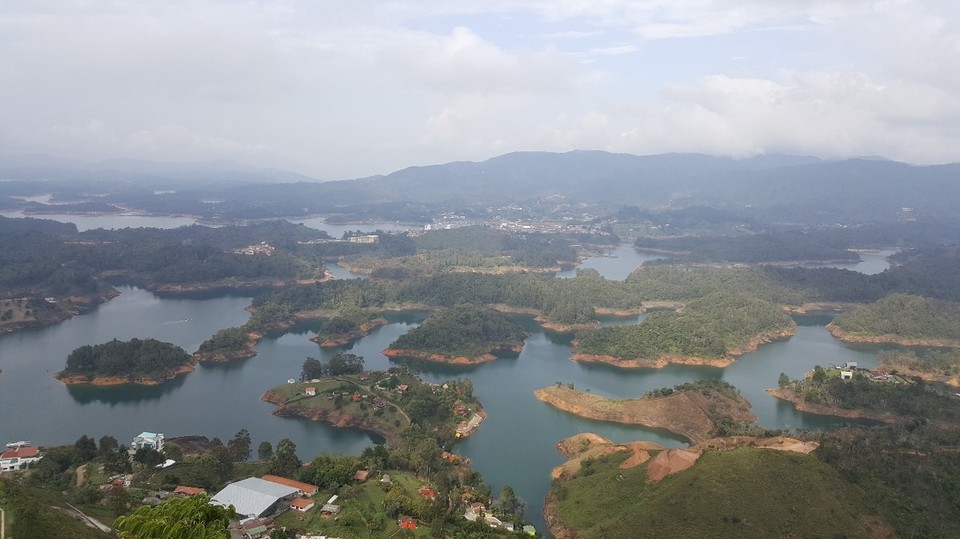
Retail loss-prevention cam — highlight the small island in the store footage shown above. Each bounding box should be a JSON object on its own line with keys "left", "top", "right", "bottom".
{"left": 383, "top": 303, "right": 527, "bottom": 364}
{"left": 535, "top": 380, "right": 757, "bottom": 443}
{"left": 192, "top": 327, "right": 259, "bottom": 362}
{"left": 827, "top": 293, "right": 960, "bottom": 347}
{"left": 309, "top": 307, "right": 388, "bottom": 347}
{"left": 571, "top": 292, "right": 796, "bottom": 368}
{"left": 57, "top": 337, "right": 194, "bottom": 385}
{"left": 262, "top": 354, "right": 485, "bottom": 446}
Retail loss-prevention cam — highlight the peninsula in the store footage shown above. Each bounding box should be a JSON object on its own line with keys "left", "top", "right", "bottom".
{"left": 56, "top": 337, "right": 194, "bottom": 386}
{"left": 826, "top": 293, "right": 960, "bottom": 347}
{"left": 535, "top": 380, "right": 757, "bottom": 443}
{"left": 384, "top": 304, "right": 526, "bottom": 364}
{"left": 262, "top": 365, "right": 484, "bottom": 446}
{"left": 571, "top": 292, "right": 796, "bottom": 368}
{"left": 309, "top": 308, "right": 388, "bottom": 347}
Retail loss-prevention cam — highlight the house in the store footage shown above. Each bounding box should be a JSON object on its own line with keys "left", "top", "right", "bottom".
{"left": 844, "top": 361, "right": 858, "bottom": 369}
{"left": 239, "top": 518, "right": 274, "bottom": 539}
{"left": 353, "top": 469, "right": 370, "bottom": 482}
{"left": 290, "top": 497, "right": 315, "bottom": 512}
{"left": 305, "top": 387, "right": 317, "bottom": 397}
{"left": 464, "top": 502, "right": 486, "bottom": 522}
{"left": 380, "top": 474, "right": 392, "bottom": 484}
{"left": 484, "top": 516, "right": 502, "bottom": 527}
{"left": 418, "top": 485, "right": 436, "bottom": 500}
{"left": 172, "top": 485, "right": 206, "bottom": 497}
{"left": 396, "top": 384, "right": 409, "bottom": 394}
{"left": 840, "top": 370, "right": 854, "bottom": 380}
{"left": 261, "top": 475, "right": 319, "bottom": 497}
{"left": 211, "top": 477, "right": 300, "bottom": 520}
{"left": 0, "top": 444, "right": 42, "bottom": 472}
{"left": 398, "top": 516, "right": 417, "bottom": 530}
{"left": 132, "top": 432, "right": 164, "bottom": 452}
{"left": 347, "top": 234, "right": 379, "bottom": 244}
{"left": 320, "top": 503, "right": 341, "bottom": 516}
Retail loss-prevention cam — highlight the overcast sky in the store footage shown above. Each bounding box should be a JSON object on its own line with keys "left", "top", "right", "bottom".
{"left": 2, "top": 1, "right": 958, "bottom": 179}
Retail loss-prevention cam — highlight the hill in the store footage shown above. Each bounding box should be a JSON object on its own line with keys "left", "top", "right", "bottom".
{"left": 385, "top": 304, "right": 527, "bottom": 363}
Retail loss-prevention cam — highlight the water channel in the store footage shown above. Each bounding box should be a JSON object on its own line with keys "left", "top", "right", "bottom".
{"left": 0, "top": 213, "right": 899, "bottom": 535}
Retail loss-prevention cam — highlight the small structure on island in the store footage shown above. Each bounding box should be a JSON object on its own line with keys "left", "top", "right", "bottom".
{"left": 840, "top": 370, "right": 854, "bottom": 380}
{"left": 398, "top": 516, "right": 418, "bottom": 530}
{"left": 380, "top": 474, "right": 392, "bottom": 484}
{"left": 132, "top": 432, "right": 164, "bottom": 452}
{"left": 353, "top": 469, "right": 369, "bottom": 482}
{"left": 844, "top": 361, "right": 858, "bottom": 369}
{"left": 305, "top": 387, "right": 317, "bottom": 397}
{"left": 290, "top": 497, "right": 315, "bottom": 512}
{"left": 320, "top": 494, "right": 341, "bottom": 517}
{"left": 418, "top": 485, "right": 436, "bottom": 500}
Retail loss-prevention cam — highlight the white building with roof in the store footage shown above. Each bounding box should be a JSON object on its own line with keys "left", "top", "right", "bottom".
{"left": 132, "top": 432, "right": 164, "bottom": 452}
{"left": 211, "top": 477, "right": 300, "bottom": 520}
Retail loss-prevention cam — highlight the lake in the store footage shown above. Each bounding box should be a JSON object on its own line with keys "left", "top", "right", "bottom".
{"left": 0, "top": 286, "right": 890, "bottom": 536}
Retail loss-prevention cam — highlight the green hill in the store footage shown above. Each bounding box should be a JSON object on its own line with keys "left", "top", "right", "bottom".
{"left": 549, "top": 447, "right": 883, "bottom": 539}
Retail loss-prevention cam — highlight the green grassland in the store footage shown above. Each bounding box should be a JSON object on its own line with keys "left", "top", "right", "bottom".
{"left": 551, "top": 448, "right": 880, "bottom": 539}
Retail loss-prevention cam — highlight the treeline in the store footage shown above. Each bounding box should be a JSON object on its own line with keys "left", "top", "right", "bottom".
{"left": 876, "top": 348, "right": 960, "bottom": 377}
{"left": 831, "top": 294, "right": 960, "bottom": 340}
{"left": 63, "top": 338, "right": 191, "bottom": 377}
{"left": 196, "top": 327, "right": 251, "bottom": 354}
{"left": 388, "top": 304, "right": 526, "bottom": 357}
{"left": 0, "top": 218, "right": 327, "bottom": 299}
{"left": 636, "top": 231, "right": 859, "bottom": 264}
{"left": 575, "top": 293, "right": 794, "bottom": 359}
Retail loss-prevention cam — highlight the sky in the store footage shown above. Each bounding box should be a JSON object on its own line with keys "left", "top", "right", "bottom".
{"left": 1, "top": 0, "right": 958, "bottom": 179}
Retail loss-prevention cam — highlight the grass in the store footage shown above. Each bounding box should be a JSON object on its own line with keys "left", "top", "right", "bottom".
{"left": 552, "top": 448, "right": 881, "bottom": 539}
{"left": 0, "top": 479, "right": 111, "bottom": 539}
{"left": 274, "top": 470, "right": 433, "bottom": 538}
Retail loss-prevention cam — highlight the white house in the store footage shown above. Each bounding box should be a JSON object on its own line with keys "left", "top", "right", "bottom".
{"left": 132, "top": 432, "right": 164, "bottom": 452}
{"left": 1, "top": 444, "right": 42, "bottom": 472}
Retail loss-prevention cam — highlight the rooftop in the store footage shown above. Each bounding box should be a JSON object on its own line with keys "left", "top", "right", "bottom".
{"left": 261, "top": 474, "right": 318, "bottom": 495}
{"left": 211, "top": 477, "right": 299, "bottom": 518}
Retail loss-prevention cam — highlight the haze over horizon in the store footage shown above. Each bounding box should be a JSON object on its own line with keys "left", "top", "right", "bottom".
{"left": 2, "top": 1, "right": 958, "bottom": 179}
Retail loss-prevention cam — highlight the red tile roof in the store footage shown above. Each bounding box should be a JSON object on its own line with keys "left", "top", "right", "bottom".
{"left": 291, "top": 497, "right": 314, "bottom": 509}
{"left": 260, "top": 474, "right": 318, "bottom": 495}
{"left": 173, "top": 486, "right": 206, "bottom": 496}
{"left": 1, "top": 446, "right": 39, "bottom": 459}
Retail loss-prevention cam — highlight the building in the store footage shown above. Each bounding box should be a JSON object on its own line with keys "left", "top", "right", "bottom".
{"left": 0, "top": 444, "right": 42, "bottom": 472}
{"left": 840, "top": 370, "right": 854, "bottom": 380}
{"left": 211, "top": 477, "right": 300, "bottom": 520}
{"left": 347, "top": 234, "right": 379, "bottom": 244}
{"left": 353, "top": 469, "right": 370, "bottom": 482}
{"left": 260, "top": 475, "right": 319, "bottom": 497}
{"left": 290, "top": 497, "right": 315, "bottom": 512}
{"left": 305, "top": 387, "right": 317, "bottom": 397}
{"left": 172, "top": 485, "right": 206, "bottom": 497}
{"left": 132, "top": 432, "right": 164, "bottom": 452}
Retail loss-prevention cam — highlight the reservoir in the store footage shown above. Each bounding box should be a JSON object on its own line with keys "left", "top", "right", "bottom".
{"left": 0, "top": 286, "right": 889, "bottom": 535}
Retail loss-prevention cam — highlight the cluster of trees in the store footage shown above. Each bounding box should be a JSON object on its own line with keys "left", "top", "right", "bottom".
{"left": 313, "top": 307, "right": 383, "bottom": 342}
{"left": 831, "top": 293, "right": 960, "bottom": 340}
{"left": 300, "top": 353, "right": 366, "bottom": 380}
{"left": 195, "top": 327, "right": 249, "bottom": 355}
{"left": 388, "top": 304, "right": 526, "bottom": 357}
{"left": 635, "top": 231, "right": 859, "bottom": 264}
{"left": 576, "top": 293, "right": 794, "bottom": 360}
{"left": 63, "top": 338, "right": 191, "bottom": 377}
{"left": 63, "top": 338, "right": 188, "bottom": 377}
{"left": 876, "top": 348, "right": 960, "bottom": 376}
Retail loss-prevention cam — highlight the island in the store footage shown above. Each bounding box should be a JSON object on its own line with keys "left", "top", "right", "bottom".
{"left": 768, "top": 365, "right": 960, "bottom": 424}
{"left": 383, "top": 304, "right": 527, "bottom": 364}
{"left": 826, "top": 293, "right": 960, "bottom": 347}
{"left": 309, "top": 308, "right": 388, "bottom": 347}
{"left": 262, "top": 357, "right": 484, "bottom": 446}
{"left": 56, "top": 337, "right": 194, "bottom": 385}
{"left": 535, "top": 380, "right": 758, "bottom": 443}
{"left": 192, "top": 327, "right": 259, "bottom": 362}
{"left": 542, "top": 432, "right": 887, "bottom": 539}
{"left": 571, "top": 292, "right": 796, "bottom": 368}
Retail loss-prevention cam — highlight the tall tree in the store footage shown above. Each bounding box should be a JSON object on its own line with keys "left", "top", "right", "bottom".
{"left": 269, "top": 439, "right": 301, "bottom": 477}
{"left": 226, "top": 429, "right": 252, "bottom": 462}
{"left": 257, "top": 441, "right": 273, "bottom": 461}
{"left": 75, "top": 435, "right": 98, "bottom": 462}
{"left": 114, "top": 493, "right": 235, "bottom": 539}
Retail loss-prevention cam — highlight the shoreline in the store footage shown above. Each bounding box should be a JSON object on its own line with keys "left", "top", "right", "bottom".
{"left": 826, "top": 323, "right": 960, "bottom": 348}
{"left": 56, "top": 361, "right": 196, "bottom": 386}
{"left": 570, "top": 326, "right": 797, "bottom": 369}
{"left": 383, "top": 342, "right": 523, "bottom": 365}
{"left": 765, "top": 388, "right": 896, "bottom": 423}
{"left": 0, "top": 289, "right": 120, "bottom": 335}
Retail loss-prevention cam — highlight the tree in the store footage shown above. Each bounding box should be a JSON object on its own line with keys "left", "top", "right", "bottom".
{"left": 134, "top": 447, "right": 164, "bottom": 468}
{"left": 269, "top": 438, "right": 301, "bottom": 477}
{"left": 778, "top": 372, "right": 791, "bottom": 389}
{"left": 163, "top": 442, "right": 183, "bottom": 462}
{"left": 227, "top": 429, "right": 252, "bottom": 462}
{"left": 301, "top": 357, "right": 324, "bottom": 380}
{"left": 327, "top": 352, "right": 364, "bottom": 376}
{"left": 114, "top": 493, "right": 235, "bottom": 539}
{"left": 99, "top": 435, "right": 119, "bottom": 457}
{"left": 105, "top": 445, "right": 133, "bottom": 474}
{"left": 75, "top": 434, "right": 98, "bottom": 462}
{"left": 257, "top": 441, "right": 273, "bottom": 461}
{"left": 495, "top": 484, "right": 525, "bottom": 522}
{"left": 812, "top": 365, "right": 827, "bottom": 383}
